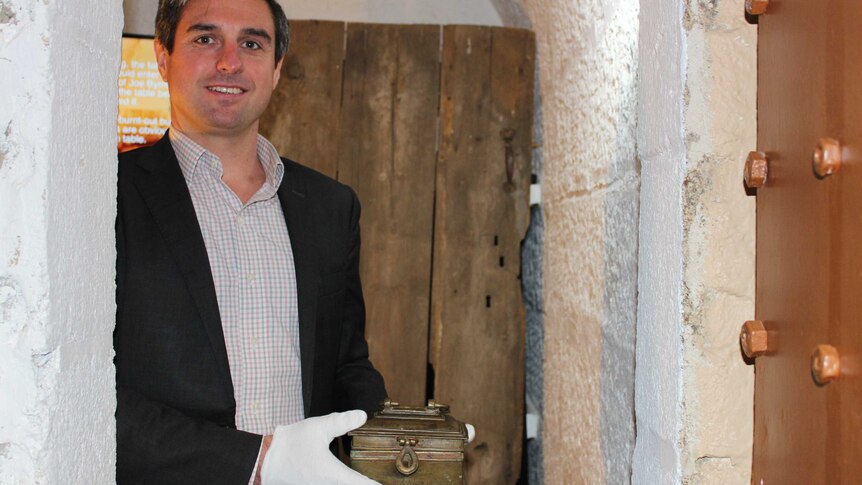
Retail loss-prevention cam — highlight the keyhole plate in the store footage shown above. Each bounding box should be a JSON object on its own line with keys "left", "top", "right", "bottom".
{"left": 395, "top": 443, "right": 420, "bottom": 476}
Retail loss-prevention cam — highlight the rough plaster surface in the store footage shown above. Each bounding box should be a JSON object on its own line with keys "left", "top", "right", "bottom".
{"left": 633, "top": 0, "right": 686, "bottom": 481}
{"left": 489, "top": 0, "right": 531, "bottom": 29}
{"left": 634, "top": 0, "right": 755, "bottom": 483}
{"left": 123, "top": 0, "right": 532, "bottom": 35}
{"left": 520, "top": 0, "right": 640, "bottom": 482}
{"left": 0, "top": 0, "right": 122, "bottom": 483}
{"left": 678, "top": 1, "right": 755, "bottom": 483}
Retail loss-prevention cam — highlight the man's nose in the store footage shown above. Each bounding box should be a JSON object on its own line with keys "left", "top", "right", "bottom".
{"left": 217, "top": 44, "right": 243, "bottom": 74}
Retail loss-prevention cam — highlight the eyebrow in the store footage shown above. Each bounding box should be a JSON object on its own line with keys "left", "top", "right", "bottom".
{"left": 187, "top": 23, "right": 217, "bottom": 33}
{"left": 187, "top": 23, "right": 273, "bottom": 44}
{"left": 242, "top": 28, "right": 272, "bottom": 44}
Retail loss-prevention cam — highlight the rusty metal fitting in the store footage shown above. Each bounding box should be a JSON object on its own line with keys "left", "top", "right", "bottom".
{"left": 813, "top": 137, "right": 842, "bottom": 178}
{"left": 811, "top": 344, "right": 841, "bottom": 385}
{"left": 745, "top": 0, "right": 769, "bottom": 15}
{"left": 744, "top": 151, "right": 768, "bottom": 189}
{"left": 740, "top": 320, "right": 768, "bottom": 359}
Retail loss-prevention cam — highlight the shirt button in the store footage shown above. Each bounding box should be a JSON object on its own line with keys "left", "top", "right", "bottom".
{"left": 236, "top": 215, "right": 245, "bottom": 226}
{"left": 246, "top": 272, "right": 255, "bottom": 282}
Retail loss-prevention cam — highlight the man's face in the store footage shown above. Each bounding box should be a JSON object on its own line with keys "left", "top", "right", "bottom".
{"left": 155, "top": 0, "right": 283, "bottom": 137}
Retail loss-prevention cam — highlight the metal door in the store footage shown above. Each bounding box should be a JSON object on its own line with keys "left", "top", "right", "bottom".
{"left": 747, "top": 1, "right": 862, "bottom": 482}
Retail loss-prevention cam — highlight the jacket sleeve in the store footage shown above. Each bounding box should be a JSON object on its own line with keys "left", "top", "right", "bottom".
{"left": 116, "top": 387, "right": 262, "bottom": 485}
{"left": 333, "top": 189, "right": 388, "bottom": 414}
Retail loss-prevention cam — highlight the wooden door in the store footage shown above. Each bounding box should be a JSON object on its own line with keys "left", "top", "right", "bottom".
{"left": 752, "top": 2, "right": 862, "bottom": 482}
{"left": 259, "top": 21, "right": 535, "bottom": 484}
{"left": 431, "top": 25, "right": 534, "bottom": 484}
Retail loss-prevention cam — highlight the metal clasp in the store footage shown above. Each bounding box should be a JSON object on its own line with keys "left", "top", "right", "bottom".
{"left": 500, "top": 128, "right": 517, "bottom": 193}
{"left": 395, "top": 437, "right": 419, "bottom": 476}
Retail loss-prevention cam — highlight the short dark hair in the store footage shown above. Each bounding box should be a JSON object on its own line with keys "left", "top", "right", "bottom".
{"left": 155, "top": 0, "right": 290, "bottom": 62}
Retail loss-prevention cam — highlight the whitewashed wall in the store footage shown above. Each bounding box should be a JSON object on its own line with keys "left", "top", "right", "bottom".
{"left": 0, "top": 0, "right": 123, "bottom": 483}
{"left": 633, "top": 0, "right": 686, "bottom": 480}
{"left": 634, "top": 0, "right": 756, "bottom": 483}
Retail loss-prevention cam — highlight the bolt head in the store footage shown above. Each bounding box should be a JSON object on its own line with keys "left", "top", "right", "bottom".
{"left": 811, "top": 344, "right": 841, "bottom": 385}
{"left": 746, "top": 0, "right": 769, "bottom": 15}
{"left": 813, "top": 137, "right": 842, "bottom": 178}
{"left": 740, "top": 320, "right": 768, "bottom": 358}
{"left": 744, "top": 151, "right": 768, "bottom": 189}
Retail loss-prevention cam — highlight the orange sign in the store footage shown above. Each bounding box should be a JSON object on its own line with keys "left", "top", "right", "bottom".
{"left": 118, "top": 37, "right": 171, "bottom": 153}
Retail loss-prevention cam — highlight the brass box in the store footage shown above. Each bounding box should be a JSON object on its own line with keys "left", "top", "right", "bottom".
{"left": 349, "top": 399, "right": 468, "bottom": 484}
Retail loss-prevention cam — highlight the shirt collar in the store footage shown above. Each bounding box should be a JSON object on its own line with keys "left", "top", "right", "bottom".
{"left": 168, "top": 128, "right": 284, "bottom": 192}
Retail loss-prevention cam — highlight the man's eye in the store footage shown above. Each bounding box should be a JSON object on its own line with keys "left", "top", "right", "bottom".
{"left": 243, "top": 40, "right": 261, "bottom": 49}
{"left": 195, "top": 36, "right": 214, "bottom": 45}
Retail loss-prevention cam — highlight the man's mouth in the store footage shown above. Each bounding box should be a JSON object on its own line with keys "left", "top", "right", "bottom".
{"left": 208, "top": 86, "right": 245, "bottom": 94}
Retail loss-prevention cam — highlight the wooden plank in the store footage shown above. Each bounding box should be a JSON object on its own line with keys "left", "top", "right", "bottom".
{"left": 337, "top": 23, "right": 441, "bottom": 407}
{"left": 432, "top": 25, "right": 534, "bottom": 484}
{"left": 259, "top": 20, "right": 345, "bottom": 178}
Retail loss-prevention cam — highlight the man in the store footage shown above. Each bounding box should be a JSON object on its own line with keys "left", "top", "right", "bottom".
{"left": 114, "top": 0, "right": 386, "bottom": 483}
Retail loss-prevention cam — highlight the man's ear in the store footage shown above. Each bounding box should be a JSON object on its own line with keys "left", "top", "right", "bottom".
{"left": 272, "top": 56, "right": 284, "bottom": 86}
{"left": 154, "top": 39, "right": 170, "bottom": 82}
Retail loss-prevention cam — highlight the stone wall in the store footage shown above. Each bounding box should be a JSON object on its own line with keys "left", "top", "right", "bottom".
{"left": 678, "top": 1, "right": 756, "bottom": 482}
{"left": 519, "top": 0, "right": 641, "bottom": 482}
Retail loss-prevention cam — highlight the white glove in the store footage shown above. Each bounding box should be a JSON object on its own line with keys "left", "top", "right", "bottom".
{"left": 466, "top": 423, "right": 476, "bottom": 443}
{"left": 261, "top": 410, "right": 380, "bottom": 485}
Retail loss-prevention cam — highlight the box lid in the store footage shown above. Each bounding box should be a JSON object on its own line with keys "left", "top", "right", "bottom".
{"left": 349, "top": 399, "right": 468, "bottom": 440}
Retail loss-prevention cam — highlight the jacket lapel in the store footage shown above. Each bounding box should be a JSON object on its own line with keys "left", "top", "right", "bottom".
{"left": 132, "top": 135, "right": 234, "bottom": 394}
{"left": 277, "top": 162, "right": 319, "bottom": 417}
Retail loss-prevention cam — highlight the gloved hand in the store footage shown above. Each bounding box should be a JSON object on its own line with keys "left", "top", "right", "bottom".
{"left": 466, "top": 423, "right": 476, "bottom": 443}
{"left": 261, "top": 410, "right": 380, "bottom": 485}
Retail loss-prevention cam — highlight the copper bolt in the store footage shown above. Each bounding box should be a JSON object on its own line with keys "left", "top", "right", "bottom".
{"left": 811, "top": 344, "right": 841, "bottom": 385}
{"left": 744, "top": 151, "right": 769, "bottom": 189}
{"left": 740, "top": 320, "right": 768, "bottom": 359}
{"left": 746, "top": 0, "right": 769, "bottom": 15}
{"left": 813, "top": 137, "right": 842, "bottom": 178}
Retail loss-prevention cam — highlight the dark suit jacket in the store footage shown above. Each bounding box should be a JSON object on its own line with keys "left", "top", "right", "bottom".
{"left": 115, "top": 134, "right": 387, "bottom": 484}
